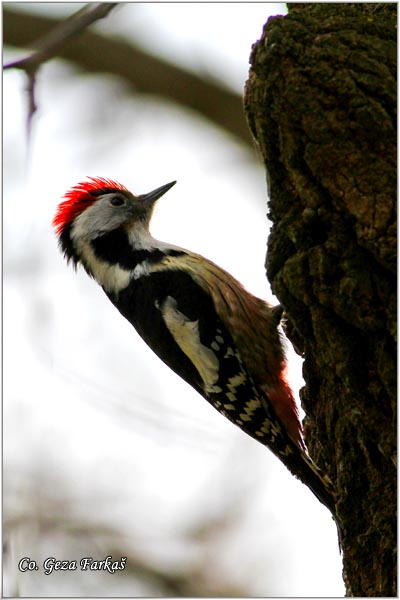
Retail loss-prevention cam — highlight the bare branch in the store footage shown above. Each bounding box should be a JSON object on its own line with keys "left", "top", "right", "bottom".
{"left": 26, "top": 71, "right": 37, "bottom": 137}
{"left": 4, "top": 3, "right": 117, "bottom": 138}
{"left": 3, "top": 7, "right": 253, "bottom": 148}
{"left": 4, "top": 3, "right": 117, "bottom": 72}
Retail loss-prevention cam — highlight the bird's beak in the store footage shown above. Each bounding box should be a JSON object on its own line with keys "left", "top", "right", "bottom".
{"left": 141, "top": 181, "right": 177, "bottom": 207}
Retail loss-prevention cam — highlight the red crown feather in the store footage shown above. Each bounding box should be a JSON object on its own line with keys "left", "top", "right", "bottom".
{"left": 53, "top": 177, "right": 128, "bottom": 235}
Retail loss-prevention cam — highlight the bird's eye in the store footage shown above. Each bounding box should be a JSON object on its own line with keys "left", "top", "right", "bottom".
{"left": 110, "top": 195, "right": 125, "bottom": 207}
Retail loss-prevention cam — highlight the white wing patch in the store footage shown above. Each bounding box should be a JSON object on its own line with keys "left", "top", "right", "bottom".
{"left": 158, "top": 296, "right": 222, "bottom": 394}
{"left": 132, "top": 260, "right": 151, "bottom": 280}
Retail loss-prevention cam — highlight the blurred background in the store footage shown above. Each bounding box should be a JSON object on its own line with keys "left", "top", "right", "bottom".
{"left": 3, "top": 3, "right": 344, "bottom": 596}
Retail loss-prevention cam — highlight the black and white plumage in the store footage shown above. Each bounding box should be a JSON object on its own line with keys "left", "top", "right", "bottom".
{"left": 53, "top": 177, "right": 337, "bottom": 517}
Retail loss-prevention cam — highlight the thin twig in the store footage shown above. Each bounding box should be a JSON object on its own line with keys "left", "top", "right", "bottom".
{"left": 4, "top": 5, "right": 253, "bottom": 148}
{"left": 4, "top": 3, "right": 117, "bottom": 71}
{"left": 4, "top": 3, "right": 118, "bottom": 138}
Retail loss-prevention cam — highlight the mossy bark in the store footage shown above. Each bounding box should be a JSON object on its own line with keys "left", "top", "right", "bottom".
{"left": 244, "top": 4, "right": 396, "bottom": 596}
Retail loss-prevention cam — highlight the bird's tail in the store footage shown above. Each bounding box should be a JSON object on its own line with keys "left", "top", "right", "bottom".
{"left": 299, "top": 450, "right": 337, "bottom": 515}
{"left": 298, "top": 450, "right": 342, "bottom": 550}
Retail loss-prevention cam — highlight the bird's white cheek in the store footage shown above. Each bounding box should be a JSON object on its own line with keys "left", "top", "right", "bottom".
{"left": 72, "top": 236, "right": 132, "bottom": 294}
{"left": 71, "top": 201, "right": 126, "bottom": 240}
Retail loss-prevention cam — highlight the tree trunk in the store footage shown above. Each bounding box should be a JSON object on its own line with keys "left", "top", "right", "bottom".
{"left": 244, "top": 4, "right": 396, "bottom": 596}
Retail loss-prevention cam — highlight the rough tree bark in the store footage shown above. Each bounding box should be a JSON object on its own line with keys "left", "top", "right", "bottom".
{"left": 244, "top": 4, "right": 396, "bottom": 597}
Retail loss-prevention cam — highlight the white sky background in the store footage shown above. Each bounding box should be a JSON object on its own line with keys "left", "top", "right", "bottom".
{"left": 4, "top": 3, "right": 344, "bottom": 597}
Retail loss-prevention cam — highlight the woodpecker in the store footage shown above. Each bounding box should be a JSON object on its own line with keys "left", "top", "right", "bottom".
{"left": 53, "top": 177, "right": 337, "bottom": 516}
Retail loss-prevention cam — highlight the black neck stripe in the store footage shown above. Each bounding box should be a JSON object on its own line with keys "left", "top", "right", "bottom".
{"left": 91, "top": 229, "right": 184, "bottom": 270}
